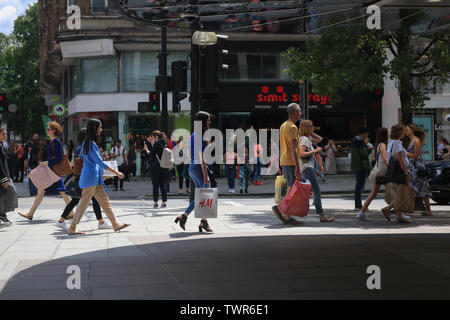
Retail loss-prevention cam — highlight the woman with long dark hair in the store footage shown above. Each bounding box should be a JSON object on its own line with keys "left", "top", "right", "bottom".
{"left": 55, "top": 128, "right": 112, "bottom": 231}
{"left": 175, "top": 111, "right": 213, "bottom": 232}
{"left": 406, "top": 123, "right": 432, "bottom": 216}
{"left": 144, "top": 130, "right": 168, "bottom": 208}
{"left": 356, "top": 127, "right": 389, "bottom": 221}
{"left": 18, "top": 121, "right": 73, "bottom": 221}
{"left": 67, "top": 119, "right": 130, "bottom": 235}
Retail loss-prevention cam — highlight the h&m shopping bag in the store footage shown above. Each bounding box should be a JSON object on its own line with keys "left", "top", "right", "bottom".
{"left": 194, "top": 187, "right": 218, "bottom": 219}
{"left": 279, "top": 180, "right": 312, "bottom": 217}
{"left": 29, "top": 164, "right": 61, "bottom": 191}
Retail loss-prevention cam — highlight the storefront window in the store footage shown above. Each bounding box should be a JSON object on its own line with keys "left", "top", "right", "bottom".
{"left": 82, "top": 58, "right": 118, "bottom": 93}
{"left": 121, "top": 51, "right": 158, "bottom": 92}
{"left": 71, "top": 64, "right": 81, "bottom": 97}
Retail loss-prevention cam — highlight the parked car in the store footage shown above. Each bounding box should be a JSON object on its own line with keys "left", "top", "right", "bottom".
{"left": 425, "top": 160, "right": 450, "bottom": 204}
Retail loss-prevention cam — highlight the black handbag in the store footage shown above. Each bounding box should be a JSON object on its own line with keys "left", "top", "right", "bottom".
{"left": 65, "top": 177, "right": 82, "bottom": 199}
{"left": 376, "top": 142, "right": 407, "bottom": 185}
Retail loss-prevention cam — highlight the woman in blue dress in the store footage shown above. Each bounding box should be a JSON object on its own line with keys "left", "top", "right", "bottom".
{"left": 18, "top": 122, "right": 73, "bottom": 221}
{"left": 406, "top": 123, "right": 432, "bottom": 216}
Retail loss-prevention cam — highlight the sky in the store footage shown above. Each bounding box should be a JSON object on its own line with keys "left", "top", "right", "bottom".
{"left": 0, "top": 0, "right": 37, "bottom": 35}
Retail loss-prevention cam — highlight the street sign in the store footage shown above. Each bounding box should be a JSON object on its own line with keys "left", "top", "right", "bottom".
{"left": 52, "top": 104, "right": 67, "bottom": 116}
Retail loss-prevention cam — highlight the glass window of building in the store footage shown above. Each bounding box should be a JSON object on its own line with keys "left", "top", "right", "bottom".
{"left": 71, "top": 64, "right": 81, "bottom": 97}
{"left": 91, "top": 0, "right": 106, "bottom": 13}
{"left": 82, "top": 57, "right": 119, "bottom": 93}
{"left": 121, "top": 51, "right": 158, "bottom": 92}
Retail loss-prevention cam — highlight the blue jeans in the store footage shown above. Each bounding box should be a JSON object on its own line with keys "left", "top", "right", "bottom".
{"left": 253, "top": 157, "right": 262, "bottom": 181}
{"left": 225, "top": 166, "right": 236, "bottom": 189}
{"left": 354, "top": 170, "right": 367, "bottom": 209}
{"left": 301, "top": 167, "right": 323, "bottom": 214}
{"left": 185, "top": 164, "right": 210, "bottom": 215}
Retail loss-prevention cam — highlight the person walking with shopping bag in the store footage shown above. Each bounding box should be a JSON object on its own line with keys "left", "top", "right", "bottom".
{"left": 356, "top": 127, "right": 389, "bottom": 221}
{"left": 18, "top": 122, "right": 73, "bottom": 221}
{"left": 175, "top": 111, "right": 213, "bottom": 232}
{"left": 56, "top": 128, "right": 112, "bottom": 231}
{"left": 0, "top": 128, "right": 18, "bottom": 229}
{"left": 298, "top": 120, "right": 335, "bottom": 223}
{"left": 380, "top": 124, "right": 412, "bottom": 224}
{"left": 67, "top": 119, "right": 130, "bottom": 235}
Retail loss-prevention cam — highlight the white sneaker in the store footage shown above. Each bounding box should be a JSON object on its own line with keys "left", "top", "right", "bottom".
{"left": 98, "top": 220, "right": 113, "bottom": 229}
{"left": 231, "top": 189, "right": 235, "bottom": 194}
{"left": 56, "top": 221, "right": 68, "bottom": 231}
{"left": 357, "top": 212, "right": 371, "bottom": 222}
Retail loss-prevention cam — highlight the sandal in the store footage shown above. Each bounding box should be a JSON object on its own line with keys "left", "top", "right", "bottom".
{"left": 68, "top": 229, "right": 85, "bottom": 235}
{"left": 396, "top": 217, "right": 410, "bottom": 224}
{"left": 381, "top": 208, "right": 391, "bottom": 222}
{"left": 18, "top": 212, "right": 33, "bottom": 221}
{"left": 283, "top": 218, "right": 303, "bottom": 225}
{"left": 421, "top": 211, "right": 432, "bottom": 217}
{"left": 320, "top": 215, "right": 335, "bottom": 223}
{"left": 114, "top": 223, "right": 131, "bottom": 232}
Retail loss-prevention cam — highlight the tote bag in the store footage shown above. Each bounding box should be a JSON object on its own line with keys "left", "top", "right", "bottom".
{"left": 279, "top": 180, "right": 312, "bottom": 217}
{"left": 194, "top": 187, "right": 218, "bottom": 219}
{"left": 29, "top": 164, "right": 61, "bottom": 190}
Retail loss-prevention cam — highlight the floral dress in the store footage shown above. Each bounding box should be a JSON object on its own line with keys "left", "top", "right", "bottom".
{"left": 407, "top": 143, "right": 431, "bottom": 198}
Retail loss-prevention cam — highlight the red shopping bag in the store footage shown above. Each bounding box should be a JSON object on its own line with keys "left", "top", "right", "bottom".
{"left": 279, "top": 180, "right": 312, "bottom": 217}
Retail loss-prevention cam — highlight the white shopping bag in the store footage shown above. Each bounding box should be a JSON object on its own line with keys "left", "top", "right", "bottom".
{"left": 102, "top": 160, "right": 118, "bottom": 177}
{"left": 194, "top": 188, "right": 218, "bottom": 219}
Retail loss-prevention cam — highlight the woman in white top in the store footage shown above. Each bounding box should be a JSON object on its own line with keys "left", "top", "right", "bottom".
{"left": 380, "top": 124, "right": 412, "bottom": 223}
{"left": 298, "top": 120, "right": 335, "bottom": 223}
{"left": 356, "top": 127, "right": 388, "bottom": 221}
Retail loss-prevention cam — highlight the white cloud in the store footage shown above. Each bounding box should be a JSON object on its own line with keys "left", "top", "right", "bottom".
{"left": 0, "top": 0, "right": 36, "bottom": 35}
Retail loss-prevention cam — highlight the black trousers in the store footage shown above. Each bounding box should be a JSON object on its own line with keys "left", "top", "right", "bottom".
{"left": 151, "top": 169, "right": 168, "bottom": 202}
{"left": 61, "top": 196, "right": 103, "bottom": 220}
{"left": 14, "top": 158, "right": 24, "bottom": 181}
{"left": 176, "top": 164, "right": 190, "bottom": 189}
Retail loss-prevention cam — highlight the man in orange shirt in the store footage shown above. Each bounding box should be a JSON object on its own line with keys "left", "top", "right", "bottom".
{"left": 272, "top": 103, "right": 303, "bottom": 224}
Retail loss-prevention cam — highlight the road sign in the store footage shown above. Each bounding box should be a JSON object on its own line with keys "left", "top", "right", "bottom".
{"left": 52, "top": 104, "right": 67, "bottom": 116}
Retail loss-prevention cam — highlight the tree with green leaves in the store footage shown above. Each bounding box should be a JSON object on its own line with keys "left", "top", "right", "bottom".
{"left": 284, "top": 9, "right": 450, "bottom": 125}
{"left": 0, "top": 2, "right": 47, "bottom": 142}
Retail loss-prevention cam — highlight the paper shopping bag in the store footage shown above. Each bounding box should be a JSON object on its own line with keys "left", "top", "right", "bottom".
{"left": 102, "top": 160, "right": 118, "bottom": 178}
{"left": 29, "top": 164, "right": 61, "bottom": 191}
{"left": 194, "top": 188, "right": 218, "bottom": 219}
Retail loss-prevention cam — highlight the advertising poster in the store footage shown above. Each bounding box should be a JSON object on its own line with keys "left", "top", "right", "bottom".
{"left": 413, "top": 115, "right": 434, "bottom": 161}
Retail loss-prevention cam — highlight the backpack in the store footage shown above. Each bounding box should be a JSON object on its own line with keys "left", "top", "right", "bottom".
{"left": 156, "top": 142, "right": 174, "bottom": 170}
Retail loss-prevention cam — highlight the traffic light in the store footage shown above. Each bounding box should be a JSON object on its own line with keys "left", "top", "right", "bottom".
{"left": 200, "top": 41, "right": 229, "bottom": 94}
{"left": 149, "top": 91, "right": 160, "bottom": 112}
{"left": 171, "top": 61, "right": 188, "bottom": 113}
{"left": 137, "top": 92, "right": 160, "bottom": 113}
{"left": 0, "top": 93, "right": 6, "bottom": 113}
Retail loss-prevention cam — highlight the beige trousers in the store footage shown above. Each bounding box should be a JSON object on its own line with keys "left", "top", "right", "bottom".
{"left": 391, "top": 184, "right": 413, "bottom": 212}
{"left": 72, "top": 185, "right": 117, "bottom": 225}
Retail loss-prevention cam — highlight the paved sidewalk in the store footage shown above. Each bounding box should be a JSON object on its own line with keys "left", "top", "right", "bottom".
{"left": 14, "top": 174, "right": 372, "bottom": 199}
{"left": 1, "top": 197, "right": 449, "bottom": 299}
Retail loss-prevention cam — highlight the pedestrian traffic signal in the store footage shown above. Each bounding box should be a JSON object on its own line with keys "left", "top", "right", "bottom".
{"left": 171, "top": 61, "right": 188, "bottom": 113}
{"left": 149, "top": 91, "right": 160, "bottom": 112}
{"left": 0, "top": 93, "right": 6, "bottom": 113}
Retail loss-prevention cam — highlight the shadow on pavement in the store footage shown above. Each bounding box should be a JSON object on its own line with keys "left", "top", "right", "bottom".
{"left": 1, "top": 233, "right": 450, "bottom": 300}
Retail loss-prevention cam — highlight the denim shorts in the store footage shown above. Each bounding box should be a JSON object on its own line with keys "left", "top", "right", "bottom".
{"left": 281, "top": 165, "right": 296, "bottom": 187}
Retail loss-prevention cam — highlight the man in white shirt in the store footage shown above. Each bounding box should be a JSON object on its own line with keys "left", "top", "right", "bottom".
{"left": 110, "top": 139, "right": 128, "bottom": 191}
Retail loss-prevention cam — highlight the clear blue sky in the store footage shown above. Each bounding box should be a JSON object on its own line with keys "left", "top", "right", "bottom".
{"left": 0, "top": 0, "right": 37, "bottom": 35}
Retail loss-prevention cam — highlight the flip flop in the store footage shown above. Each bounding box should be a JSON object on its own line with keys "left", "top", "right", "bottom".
{"left": 18, "top": 212, "right": 32, "bottom": 221}
{"left": 320, "top": 217, "right": 335, "bottom": 223}
{"left": 381, "top": 208, "right": 391, "bottom": 222}
{"left": 396, "top": 217, "right": 411, "bottom": 224}
{"left": 114, "top": 224, "right": 131, "bottom": 232}
{"left": 68, "top": 230, "right": 85, "bottom": 235}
